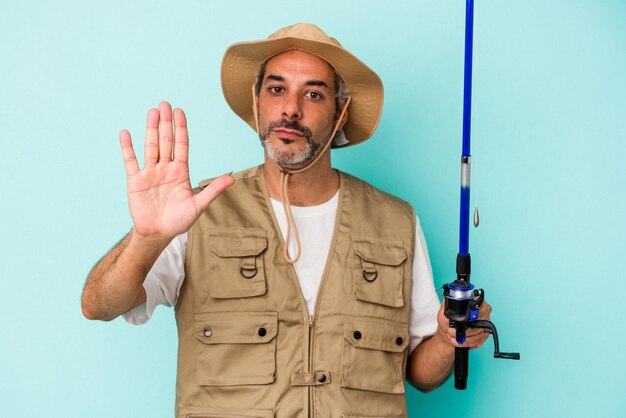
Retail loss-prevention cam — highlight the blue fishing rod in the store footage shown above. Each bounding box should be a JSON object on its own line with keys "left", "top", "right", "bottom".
{"left": 442, "top": 0, "right": 520, "bottom": 390}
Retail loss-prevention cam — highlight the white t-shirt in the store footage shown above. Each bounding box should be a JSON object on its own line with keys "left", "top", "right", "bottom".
{"left": 124, "top": 192, "right": 441, "bottom": 354}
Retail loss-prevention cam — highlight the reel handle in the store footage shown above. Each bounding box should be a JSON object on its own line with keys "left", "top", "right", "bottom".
{"left": 468, "top": 320, "right": 521, "bottom": 360}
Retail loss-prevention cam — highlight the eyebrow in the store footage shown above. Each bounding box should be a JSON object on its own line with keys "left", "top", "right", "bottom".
{"left": 265, "top": 74, "right": 285, "bottom": 83}
{"left": 264, "top": 74, "right": 329, "bottom": 90}
{"left": 305, "top": 80, "right": 328, "bottom": 89}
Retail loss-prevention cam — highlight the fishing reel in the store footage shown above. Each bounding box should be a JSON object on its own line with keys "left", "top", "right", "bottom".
{"left": 443, "top": 256, "right": 520, "bottom": 390}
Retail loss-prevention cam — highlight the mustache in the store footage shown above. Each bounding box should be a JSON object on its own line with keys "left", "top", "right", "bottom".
{"left": 267, "top": 120, "right": 313, "bottom": 141}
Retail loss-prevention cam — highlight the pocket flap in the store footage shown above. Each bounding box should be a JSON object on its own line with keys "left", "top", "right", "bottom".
{"left": 343, "top": 316, "right": 409, "bottom": 353}
{"left": 184, "top": 407, "right": 274, "bottom": 418}
{"left": 194, "top": 311, "right": 278, "bottom": 344}
{"left": 208, "top": 229, "right": 268, "bottom": 257}
{"left": 342, "top": 415, "right": 403, "bottom": 418}
{"left": 353, "top": 240, "right": 406, "bottom": 266}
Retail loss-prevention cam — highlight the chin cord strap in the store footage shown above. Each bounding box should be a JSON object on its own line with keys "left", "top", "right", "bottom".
{"left": 253, "top": 85, "right": 351, "bottom": 264}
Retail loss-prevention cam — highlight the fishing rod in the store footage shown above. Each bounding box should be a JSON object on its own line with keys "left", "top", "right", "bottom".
{"left": 442, "top": 0, "right": 520, "bottom": 390}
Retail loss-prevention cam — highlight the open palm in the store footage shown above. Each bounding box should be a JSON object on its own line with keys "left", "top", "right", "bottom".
{"left": 119, "top": 102, "right": 234, "bottom": 240}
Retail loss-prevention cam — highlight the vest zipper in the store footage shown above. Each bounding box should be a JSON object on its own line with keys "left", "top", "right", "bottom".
{"left": 308, "top": 315, "right": 315, "bottom": 418}
{"left": 306, "top": 173, "right": 345, "bottom": 418}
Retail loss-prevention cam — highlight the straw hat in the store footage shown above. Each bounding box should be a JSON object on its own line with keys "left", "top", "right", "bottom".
{"left": 220, "top": 23, "right": 384, "bottom": 147}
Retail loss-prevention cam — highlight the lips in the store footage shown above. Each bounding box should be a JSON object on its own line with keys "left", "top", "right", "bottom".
{"left": 273, "top": 128, "right": 304, "bottom": 139}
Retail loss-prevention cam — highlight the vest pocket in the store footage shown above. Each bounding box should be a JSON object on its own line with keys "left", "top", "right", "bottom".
{"left": 341, "top": 316, "right": 409, "bottom": 394}
{"left": 194, "top": 311, "right": 277, "bottom": 386}
{"left": 353, "top": 240, "right": 407, "bottom": 308}
{"left": 207, "top": 228, "right": 267, "bottom": 299}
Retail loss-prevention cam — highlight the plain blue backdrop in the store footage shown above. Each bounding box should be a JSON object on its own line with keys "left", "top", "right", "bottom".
{"left": 1, "top": 1, "right": 625, "bottom": 417}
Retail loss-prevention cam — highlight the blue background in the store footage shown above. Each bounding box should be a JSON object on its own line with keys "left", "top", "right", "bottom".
{"left": 1, "top": 0, "right": 625, "bottom": 417}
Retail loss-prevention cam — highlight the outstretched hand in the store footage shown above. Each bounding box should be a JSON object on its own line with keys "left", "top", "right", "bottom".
{"left": 119, "top": 101, "right": 235, "bottom": 241}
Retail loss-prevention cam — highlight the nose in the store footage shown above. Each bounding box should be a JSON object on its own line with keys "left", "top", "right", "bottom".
{"left": 282, "top": 92, "right": 302, "bottom": 121}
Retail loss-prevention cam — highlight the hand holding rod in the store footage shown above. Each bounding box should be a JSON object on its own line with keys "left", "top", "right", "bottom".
{"left": 443, "top": 281, "right": 521, "bottom": 389}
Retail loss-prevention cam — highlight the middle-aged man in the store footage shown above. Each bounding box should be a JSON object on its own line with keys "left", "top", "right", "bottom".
{"left": 82, "top": 23, "right": 491, "bottom": 417}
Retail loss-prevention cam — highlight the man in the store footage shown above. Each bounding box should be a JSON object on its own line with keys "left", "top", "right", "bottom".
{"left": 82, "top": 23, "right": 491, "bottom": 417}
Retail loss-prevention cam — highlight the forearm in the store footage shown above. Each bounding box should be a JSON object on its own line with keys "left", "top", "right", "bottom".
{"left": 81, "top": 229, "right": 171, "bottom": 321}
{"left": 406, "top": 330, "right": 455, "bottom": 392}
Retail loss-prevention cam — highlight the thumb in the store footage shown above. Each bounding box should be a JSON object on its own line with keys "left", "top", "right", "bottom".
{"left": 193, "top": 175, "right": 236, "bottom": 213}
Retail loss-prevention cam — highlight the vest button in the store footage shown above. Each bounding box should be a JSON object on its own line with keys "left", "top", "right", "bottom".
{"left": 396, "top": 336, "right": 403, "bottom": 345}
{"left": 203, "top": 328, "right": 213, "bottom": 338}
{"left": 258, "top": 327, "right": 267, "bottom": 337}
{"left": 316, "top": 373, "right": 327, "bottom": 383}
{"left": 353, "top": 331, "right": 362, "bottom": 340}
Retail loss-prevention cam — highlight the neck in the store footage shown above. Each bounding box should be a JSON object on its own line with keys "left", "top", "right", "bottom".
{"left": 263, "top": 152, "right": 338, "bottom": 206}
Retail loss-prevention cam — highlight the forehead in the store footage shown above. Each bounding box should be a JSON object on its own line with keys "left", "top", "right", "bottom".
{"left": 264, "top": 50, "right": 335, "bottom": 84}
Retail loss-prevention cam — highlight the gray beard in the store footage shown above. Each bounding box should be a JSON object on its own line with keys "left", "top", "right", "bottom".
{"left": 261, "top": 138, "right": 323, "bottom": 170}
{"left": 259, "top": 122, "right": 324, "bottom": 170}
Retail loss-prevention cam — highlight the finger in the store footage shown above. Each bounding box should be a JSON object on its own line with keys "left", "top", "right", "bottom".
{"left": 119, "top": 130, "right": 139, "bottom": 176}
{"left": 158, "top": 101, "right": 174, "bottom": 162}
{"left": 449, "top": 324, "right": 490, "bottom": 336}
{"left": 464, "top": 332, "right": 490, "bottom": 349}
{"left": 193, "top": 175, "right": 236, "bottom": 213}
{"left": 478, "top": 302, "right": 492, "bottom": 320}
{"left": 173, "top": 108, "right": 189, "bottom": 163}
{"left": 144, "top": 108, "right": 160, "bottom": 167}
{"left": 464, "top": 330, "right": 486, "bottom": 341}
{"left": 466, "top": 326, "right": 489, "bottom": 336}
{"left": 445, "top": 328, "right": 478, "bottom": 343}
{"left": 444, "top": 319, "right": 493, "bottom": 339}
{"left": 448, "top": 329, "right": 490, "bottom": 349}
{"left": 447, "top": 327, "right": 457, "bottom": 339}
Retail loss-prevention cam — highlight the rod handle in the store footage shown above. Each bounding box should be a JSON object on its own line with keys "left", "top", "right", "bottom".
{"left": 454, "top": 347, "right": 469, "bottom": 390}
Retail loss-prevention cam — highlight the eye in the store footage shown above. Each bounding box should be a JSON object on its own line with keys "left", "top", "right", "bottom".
{"left": 267, "top": 86, "right": 284, "bottom": 95}
{"left": 305, "top": 91, "right": 323, "bottom": 100}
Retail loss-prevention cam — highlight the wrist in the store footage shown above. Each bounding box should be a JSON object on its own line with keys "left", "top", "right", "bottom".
{"left": 129, "top": 228, "right": 173, "bottom": 254}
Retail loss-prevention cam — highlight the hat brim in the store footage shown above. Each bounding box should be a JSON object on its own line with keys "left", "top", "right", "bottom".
{"left": 221, "top": 37, "right": 384, "bottom": 147}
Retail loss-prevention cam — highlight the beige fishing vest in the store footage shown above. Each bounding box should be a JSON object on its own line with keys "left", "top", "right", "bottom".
{"left": 175, "top": 165, "right": 416, "bottom": 418}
